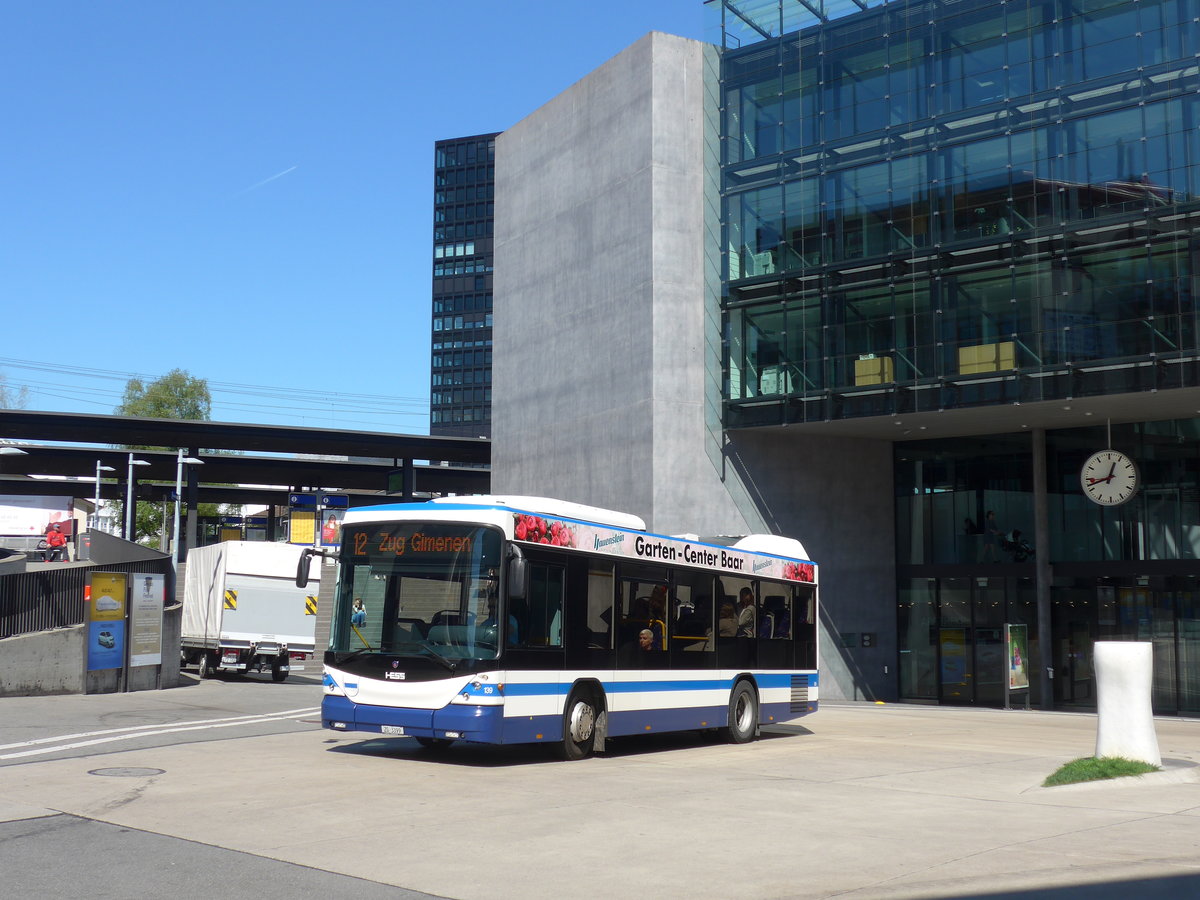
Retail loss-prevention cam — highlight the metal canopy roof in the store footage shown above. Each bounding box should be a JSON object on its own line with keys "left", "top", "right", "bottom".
{"left": 0, "top": 410, "right": 490, "bottom": 507}
{"left": 0, "top": 410, "right": 489, "bottom": 462}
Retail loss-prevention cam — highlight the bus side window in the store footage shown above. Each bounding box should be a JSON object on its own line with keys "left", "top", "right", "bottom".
{"left": 520, "top": 562, "right": 565, "bottom": 648}
{"left": 793, "top": 584, "right": 816, "bottom": 668}
{"left": 587, "top": 563, "right": 614, "bottom": 649}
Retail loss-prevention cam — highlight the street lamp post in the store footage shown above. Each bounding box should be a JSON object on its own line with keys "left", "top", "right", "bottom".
{"left": 125, "top": 454, "right": 151, "bottom": 541}
{"left": 93, "top": 462, "right": 115, "bottom": 532}
{"left": 172, "top": 450, "right": 203, "bottom": 575}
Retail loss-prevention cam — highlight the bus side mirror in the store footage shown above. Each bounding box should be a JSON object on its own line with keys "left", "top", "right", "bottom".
{"left": 507, "top": 556, "right": 527, "bottom": 601}
{"left": 296, "top": 548, "right": 313, "bottom": 588}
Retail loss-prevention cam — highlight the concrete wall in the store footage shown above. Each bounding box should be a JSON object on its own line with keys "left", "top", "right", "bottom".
{"left": 724, "top": 430, "right": 897, "bottom": 701}
{"left": 494, "top": 32, "right": 744, "bottom": 534}
{"left": 0, "top": 626, "right": 85, "bottom": 696}
{"left": 492, "top": 32, "right": 898, "bottom": 701}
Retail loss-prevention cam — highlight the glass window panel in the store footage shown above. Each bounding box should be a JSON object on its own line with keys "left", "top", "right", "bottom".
{"left": 728, "top": 186, "right": 784, "bottom": 279}
{"left": 782, "top": 178, "right": 822, "bottom": 269}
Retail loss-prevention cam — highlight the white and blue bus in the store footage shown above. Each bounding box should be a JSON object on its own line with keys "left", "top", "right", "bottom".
{"left": 303, "top": 495, "right": 818, "bottom": 759}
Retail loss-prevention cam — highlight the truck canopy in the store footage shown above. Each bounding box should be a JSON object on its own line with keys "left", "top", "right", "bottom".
{"left": 182, "top": 542, "right": 321, "bottom": 652}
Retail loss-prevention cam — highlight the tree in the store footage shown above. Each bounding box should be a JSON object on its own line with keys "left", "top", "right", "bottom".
{"left": 0, "top": 372, "right": 29, "bottom": 409}
{"left": 116, "top": 368, "right": 211, "bottom": 423}
{"left": 112, "top": 369, "right": 230, "bottom": 543}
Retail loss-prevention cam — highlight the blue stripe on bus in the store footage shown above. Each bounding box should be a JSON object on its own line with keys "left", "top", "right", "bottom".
{"left": 501, "top": 672, "right": 812, "bottom": 697}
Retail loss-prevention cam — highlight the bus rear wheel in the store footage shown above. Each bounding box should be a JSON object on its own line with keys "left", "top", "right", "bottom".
{"left": 559, "top": 690, "right": 597, "bottom": 760}
{"left": 726, "top": 680, "right": 758, "bottom": 744}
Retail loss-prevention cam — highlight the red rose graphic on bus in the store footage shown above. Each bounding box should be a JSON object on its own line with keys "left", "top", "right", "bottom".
{"left": 514, "top": 514, "right": 577, "bottom": 548}
{"left": 783, "top": 561, "right": 815, "bottom": 582}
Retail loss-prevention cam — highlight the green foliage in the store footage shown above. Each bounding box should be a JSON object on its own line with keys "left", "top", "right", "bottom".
{"left": 1043, "top": 756, "right": 1160, "bottom": 787}
{"left": 113, "top": 499, "right": 233, "bottom": 548}
{"left": 114, "top": 368, "right": 213, "bottom": 542}
{"left": 116, "top": 368, "right": 211, "bottom": 426}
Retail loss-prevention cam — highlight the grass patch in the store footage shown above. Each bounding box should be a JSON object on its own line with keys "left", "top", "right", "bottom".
{"left": 1043, "top": 756, "right": 1161, "bottom": 787}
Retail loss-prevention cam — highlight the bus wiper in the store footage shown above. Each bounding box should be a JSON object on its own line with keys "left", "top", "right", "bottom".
{"left": 336, "top": 647, "right": 377, "bottom": 664}
{"left": 419, "top": 643, "right": 458, "bottom": 673}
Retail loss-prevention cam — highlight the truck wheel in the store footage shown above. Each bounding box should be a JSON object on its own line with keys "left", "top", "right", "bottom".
{"left": 726, "top": 680, "right": 758, "bottom": 744}
{"left": 197, "top": 652, "right": 211, "bottom": 680}
{"left": 271, "top": 660, "right": 288, "bottom": 682}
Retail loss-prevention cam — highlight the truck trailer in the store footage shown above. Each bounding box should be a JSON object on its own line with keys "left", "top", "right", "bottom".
{"left": 182, "top": 541, "right": 320, "bottom": 681}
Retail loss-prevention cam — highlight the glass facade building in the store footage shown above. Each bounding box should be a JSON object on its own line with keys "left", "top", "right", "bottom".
{"left": 431, "top": 133, "right": 497, "bottom": 438}
{"left": 713, "top": 0, "right": 1200, "bottom": 711}
{"left": 718, "top": 0, "right": 1200, "bottom": 425}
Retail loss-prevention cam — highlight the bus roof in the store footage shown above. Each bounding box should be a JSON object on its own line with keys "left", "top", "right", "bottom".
{"left": 428, "top": 495, "right": 646, "bottom": 532}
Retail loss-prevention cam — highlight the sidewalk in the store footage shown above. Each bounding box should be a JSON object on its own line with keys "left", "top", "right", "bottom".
{"left": 1, "top": 696, "right": 1198, "bottom": 899}
{"left": 778, "top": 702, "right": 1200, "bottom": 898}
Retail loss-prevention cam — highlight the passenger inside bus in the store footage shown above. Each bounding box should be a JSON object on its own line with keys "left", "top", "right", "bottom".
{"left": 618, "top": 628, "right": 662, "bottom": 667}
{"left": 718, "top": 601, "right": 738, "bottom": 636}
{"left": 736, "top": 587, "right": 756, "bottom": 637}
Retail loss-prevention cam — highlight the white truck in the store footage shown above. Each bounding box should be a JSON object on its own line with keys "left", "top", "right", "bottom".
{"left": 181, "top": 541, "right": 320, "bottom": 681}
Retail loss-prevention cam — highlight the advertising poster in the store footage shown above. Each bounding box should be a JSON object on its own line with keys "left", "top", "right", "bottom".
{"left": 940, "top": 627, "right": 967, "bottom": 684}
{"left": 509, "top": 514, "right": 817, "bottom": 582}
{"left": 129, "top": 573, "right": 164, "bottom": 667}
{"left": 89, "top": 573, "right": 127, "bottom": 622}
{"left": 320, "top": 509, "right": 345, "bottom": 547}
{"left": 87, "top": 620, "right": 126, "bottom": 671}
{"left": 87, "top": 572, "right": 127, "bottom": 671}
{"left": 1007, "top": 624, "right": 1029, "bottom": 691}
{"left": 0, "top": 495, "right": 71, "bottom": 535}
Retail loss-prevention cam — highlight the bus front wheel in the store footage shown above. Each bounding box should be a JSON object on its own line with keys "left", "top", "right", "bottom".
{"left": 726, "top": 681, "right": 758, "bottom": 744}
{"left": 560, "top": 690, "right": 597, "bottom": 761}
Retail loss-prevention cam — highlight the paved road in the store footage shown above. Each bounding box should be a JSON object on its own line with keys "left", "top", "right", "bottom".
{"left": 0, "top": 673, "right": 324, "bottom": 766}
{"left": 2, "top": 684, "right": 1200, "bottom": 899}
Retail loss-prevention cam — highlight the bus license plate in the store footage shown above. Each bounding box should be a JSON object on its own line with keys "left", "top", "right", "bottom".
{"left": 381, "top": 725, "right": 405, "bottom": 735}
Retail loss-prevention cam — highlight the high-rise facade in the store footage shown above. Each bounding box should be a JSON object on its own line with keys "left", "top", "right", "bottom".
{"left": 491, "top": 1, "right": 1200, "bottom": 711}
{"left": 430, "top": 133, "right": 498, "bottom": 438}
{"left": 719, "top": 0, "right": 1200, "bottom": 428}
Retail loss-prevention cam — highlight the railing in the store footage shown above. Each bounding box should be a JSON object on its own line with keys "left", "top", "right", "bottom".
{"left": 0, "top": 558, "right": 173, "bottom": 640}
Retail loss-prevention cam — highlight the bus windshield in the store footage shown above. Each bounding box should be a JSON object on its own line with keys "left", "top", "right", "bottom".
{"left": 331, "top": 522, "right": 504, "bottom": 661}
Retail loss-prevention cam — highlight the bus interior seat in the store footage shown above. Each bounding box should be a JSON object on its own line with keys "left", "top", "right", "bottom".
{"left": 764, "top": 595, "right": 790, "bottom": 638}
{"left": 394, "top": 617, "right": 428, "bottom": 642}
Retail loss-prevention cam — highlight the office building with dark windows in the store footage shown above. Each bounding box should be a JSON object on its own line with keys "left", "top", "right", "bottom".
{"left": 430, "top": 132, "right": 498, "bottom": 438}
{"left": 487, "top": 0, "right": 1200, "bottom": 712}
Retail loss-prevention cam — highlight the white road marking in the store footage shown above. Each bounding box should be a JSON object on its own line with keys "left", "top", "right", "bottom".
{"left": 0, "top": 708, "right": 320, "bottom": 760}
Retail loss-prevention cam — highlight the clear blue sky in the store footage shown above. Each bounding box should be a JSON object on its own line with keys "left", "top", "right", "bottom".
{"left": 2, "top": 1, "right": 712, "bottom": 433}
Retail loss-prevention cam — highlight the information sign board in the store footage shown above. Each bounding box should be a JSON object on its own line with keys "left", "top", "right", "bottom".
{"left": 129, "top": 573, "right": 164, "bottom": 667}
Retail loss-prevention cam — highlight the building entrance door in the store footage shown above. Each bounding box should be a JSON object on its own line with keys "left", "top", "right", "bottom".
{"left": 938, "top": 579, "right": 972, "bottom": 703}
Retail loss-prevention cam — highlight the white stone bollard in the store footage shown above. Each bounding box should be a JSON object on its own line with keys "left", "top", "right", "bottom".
{"left": 1094, "top": 641, "right": 1161, "bottom": 766}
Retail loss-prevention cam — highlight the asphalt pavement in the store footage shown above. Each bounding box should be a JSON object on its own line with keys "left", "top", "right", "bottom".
{"left": 1, "top": 685, "right": 1199, "bottom": 899}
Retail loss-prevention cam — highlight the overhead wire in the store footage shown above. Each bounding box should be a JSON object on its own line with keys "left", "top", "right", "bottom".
{"left": 0, "top": 355, "right": 431, "bottom": 428}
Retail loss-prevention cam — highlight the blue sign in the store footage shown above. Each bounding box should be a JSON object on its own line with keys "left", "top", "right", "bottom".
{"left": 87, "top": 621, "right": 126, "bottom": 671}
{"left": 321, "top": 495, "right": 349, "bottom": 508}
{"left": 289, "top": 493, "right": 317, "bottom": 508}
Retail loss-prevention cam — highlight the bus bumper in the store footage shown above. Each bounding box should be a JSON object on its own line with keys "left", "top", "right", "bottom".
{"left": 322, "top": 695, "right": 505, "bottom": 743}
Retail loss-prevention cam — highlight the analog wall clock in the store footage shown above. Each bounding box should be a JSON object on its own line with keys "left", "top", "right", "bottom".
{"left": 1080, "top": 449, "right": 1138, "bottom": 506}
